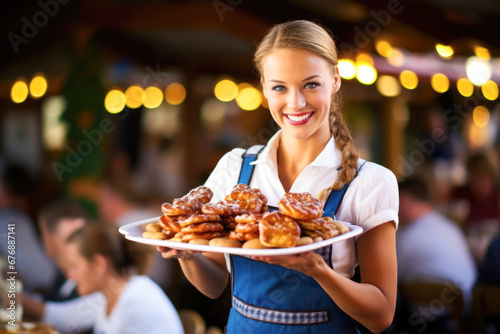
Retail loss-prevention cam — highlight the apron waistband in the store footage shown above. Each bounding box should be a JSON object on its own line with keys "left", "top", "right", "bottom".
{"left": 232, "top": 296, "right": 330, "bottom": 325}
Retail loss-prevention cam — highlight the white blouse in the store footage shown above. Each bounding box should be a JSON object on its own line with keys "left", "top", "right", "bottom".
{"left": 93, "top": 276, "right": 184, "bottom": 334}
{"left": 204, "top": 130, "right": 399, "bottom": 278}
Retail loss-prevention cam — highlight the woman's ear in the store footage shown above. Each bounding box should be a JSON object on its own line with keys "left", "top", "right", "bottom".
{"left": 332, "top": 66, "right": 341, "bottom": 95}
{"left": 92, "top": 254, "right": 109, "bottom": 275}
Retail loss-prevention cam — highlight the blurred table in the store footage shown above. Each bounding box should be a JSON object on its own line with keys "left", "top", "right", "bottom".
{"left": 0, "top": 322, "right": 58, "bottom": 334}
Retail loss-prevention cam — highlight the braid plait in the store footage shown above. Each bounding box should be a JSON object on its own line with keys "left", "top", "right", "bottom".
{"left": 317, "top": 100, "right": 359, "bottom": 202}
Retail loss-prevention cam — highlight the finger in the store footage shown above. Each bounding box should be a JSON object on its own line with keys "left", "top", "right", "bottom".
{"left": 161, "top": 249, "right": 179, "bottom": 259}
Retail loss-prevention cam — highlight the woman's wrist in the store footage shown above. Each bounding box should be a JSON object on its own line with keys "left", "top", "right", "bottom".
{"left": 178, "top": 252, "right": 200, "bottom": 261}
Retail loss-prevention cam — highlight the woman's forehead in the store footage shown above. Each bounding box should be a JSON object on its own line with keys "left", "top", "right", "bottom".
{"left": 262, "top": 48, "right": 333, "bottom": 81}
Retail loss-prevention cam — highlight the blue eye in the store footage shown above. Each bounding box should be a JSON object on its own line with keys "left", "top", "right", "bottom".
{"left": 305, "top": 82, "right": 320, "bottom": 89}
{"left": 271, "top": 85, "right": 286, "bottom": 92}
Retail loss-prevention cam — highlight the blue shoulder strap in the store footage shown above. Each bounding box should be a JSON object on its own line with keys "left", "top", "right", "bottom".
{"left": 323, "top": 161, "right": 367, "bottom": 219}
{"left": 237, "top": 145, "right": 265, "bottom": 185}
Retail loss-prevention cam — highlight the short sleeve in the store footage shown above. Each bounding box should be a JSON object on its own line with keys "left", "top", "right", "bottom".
{"left": 343, "top": 162, "right": 399, "bottom": 235}
{"left": 204, "top": 148, "right": 245, "bottom": 202}
{"left": 43, "top": 293, "right": 105, "bottom": 333}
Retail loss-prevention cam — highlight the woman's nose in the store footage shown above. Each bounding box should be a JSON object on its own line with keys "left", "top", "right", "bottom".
{"left": 287, "top": 89, "right": 306, "bottom": 110}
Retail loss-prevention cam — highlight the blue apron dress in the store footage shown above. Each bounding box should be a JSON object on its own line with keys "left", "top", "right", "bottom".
{"left": 225, "top": 146, "right": 365, "bottom": 333}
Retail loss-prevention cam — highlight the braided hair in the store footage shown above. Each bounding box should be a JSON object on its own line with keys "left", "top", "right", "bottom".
{"left": 253, "top": 20, "right": 359, "bottom": 201}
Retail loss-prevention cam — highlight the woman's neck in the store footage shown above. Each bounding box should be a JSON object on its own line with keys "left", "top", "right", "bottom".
{"left": 101, "top": 273, "right": 130, "bottom": 316}
{"left": 277, "top": 134, "right": 331, "bottom": 192}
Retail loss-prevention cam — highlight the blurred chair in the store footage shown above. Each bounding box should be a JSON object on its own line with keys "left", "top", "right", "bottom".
{"left": 179, "top": 309, "right": 206, "bottom": 334}
{"left": 399, "top": 281, "right": 466, "bottom": 334}
{"left": 472, "top": 284, "right": 500, "bottom": 334}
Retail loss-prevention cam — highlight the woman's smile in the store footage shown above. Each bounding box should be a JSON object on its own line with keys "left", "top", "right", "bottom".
{"left": 284, "top": 112, "right": 314, "bottom": 125}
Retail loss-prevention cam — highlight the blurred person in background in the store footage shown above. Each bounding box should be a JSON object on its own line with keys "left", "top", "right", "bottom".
{"left": 0, "top": 163, "right": 58, "bottom": 295}
{"left": 475, "top": 235, "right": 500, "bottom": 333}
{"left": 396, "top": 177, "right": 477, "bottom": 332}
{"left": 65, "top": 222, "right": 184, "bottom": 334}
{"left": 22, "top": 199, "right": 105, "bottom": 334}
{"left": 477, "top": 235, "right": 500, "bottom": 285}
{"left": 449, "top": 151, "right": 500, "bottom": 263}
{"left": 97, "top": 180, "right": 174, "bottom": 293}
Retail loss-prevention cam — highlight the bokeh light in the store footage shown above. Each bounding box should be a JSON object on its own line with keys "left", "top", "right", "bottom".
{"left": 466, "top": 56, "right": 492, "bottom": 86}
{"left": 473, "top": 106, "right": 490, "bottom": 128}
{"left": 143, "top": 86, "right": 163, "bottom": 109}
{"left": 376, "top": 75, "right": 401, "bottom": 97}
{"left": 104, "top": 89, "right": 126, "bottom": 114}
{"left": 430, "top": 73, "right": 449, "bottom": 93}
{"left": 214, "top": 79, "right": 238, "bottom": 102}
{"left": 338, "top": 59, "right": 356, "bottom": 80}
{"left": 165, "top": 82, "right": 186, "bottom": 105}
{"left": 435, "top": 44, "right": 454, "bottom": 58}
{"left": 474, "top": 46, "right": 491, "bottom": 61}
{"left": 387, "top": 48, "right": 404, "bottom": 67}
{"left": 375, "top": 40, "right": 393, "bottom": 57}
{"left": 356, "top": 63, "right": 377, "bottom": 85}
{"left": 125, "top": 85, "right": 145, "bottom": 109}
{"left": 356, "top": 53, "right": 374, "bottom": 65}
{"left": 11, "top": 79, "right": 29, "bottom": 103}
{"left": 29, "top": 73, "right": 48, "bottom": 98}
{"left": 457, "top": 78, "right": 474, "bottom": 97}
{"left": 399, "top": 70, "right": 418, "bottom": 90}
{"left": 481, "top": 80, "right": 499, "bottom": 101}
{"left": 235, "top": 86, "right": 262, "bottom": 111}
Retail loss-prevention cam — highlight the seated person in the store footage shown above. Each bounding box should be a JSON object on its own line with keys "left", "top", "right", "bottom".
{"left": 0, "top": 163, "right": 58, "bottom": 295}
{"left": 476, "top": 235, "right": 500, "bottom": 333}
{"left": 65, "top": 222, "right": 184, "bottom": 334}
{"left": 396, "top": 177, "right": 477, "bottom": 332}
{"left": 22, "top": 199, "right": 105, "bottom": 333}
{"left": 450, "top": 151, "right": 500, "bottom": 233}
{"left": 477, "top": 235, "right": 500, "bottom": 285}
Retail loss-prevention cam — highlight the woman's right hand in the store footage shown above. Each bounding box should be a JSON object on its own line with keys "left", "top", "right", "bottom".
{"left": 156, "top": 246, "right": 198, "bottom": 260}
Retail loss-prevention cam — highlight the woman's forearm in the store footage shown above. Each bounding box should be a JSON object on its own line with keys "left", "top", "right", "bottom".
{"left": 179, "top": 252, "right": 229, "bottom": 299}
{"left": 314, "top": 222, "right": 397, "bottom": 333}
{"left": 313, "top": 267, "right": 394, "bottom": 333}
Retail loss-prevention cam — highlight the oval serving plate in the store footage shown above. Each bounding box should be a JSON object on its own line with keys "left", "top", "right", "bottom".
{"left": 119, "top": 217, "right": 363, "bottom": 256}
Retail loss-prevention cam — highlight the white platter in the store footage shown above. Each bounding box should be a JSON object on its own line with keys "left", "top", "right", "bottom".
{"left": 119, "top": 217, "right": 363, "bottom": 256}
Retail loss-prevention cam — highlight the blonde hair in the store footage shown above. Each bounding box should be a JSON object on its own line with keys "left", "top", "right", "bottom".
{"left": 254, "top": 20, "right": 359, "bottom": 201}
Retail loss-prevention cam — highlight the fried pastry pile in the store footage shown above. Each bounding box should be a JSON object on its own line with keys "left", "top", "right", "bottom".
{"left": 143, "top": 185, "right": 349, "bottom": 248}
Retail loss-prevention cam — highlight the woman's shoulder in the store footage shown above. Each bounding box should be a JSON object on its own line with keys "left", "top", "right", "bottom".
{"left": 127, "top": 275, "right": 161, "bottom": 291}
{"left": 356, "top": 159, "right": 398, "bottom": 185}
{"left": 121, "top": 276, "right": 174, "bottom": 309}
{"left": 223, "top": 147, "right": 247, "bottom": 160}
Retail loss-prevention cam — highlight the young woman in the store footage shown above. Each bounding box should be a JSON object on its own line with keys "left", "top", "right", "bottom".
{"left": 159, "top": 20, "right": 398, "bottom": 333}
{"left": 66, "top": 222, "right": 184, "bottom": 334}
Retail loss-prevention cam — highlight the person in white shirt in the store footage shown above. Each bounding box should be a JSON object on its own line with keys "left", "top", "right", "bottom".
{"left": 396, "top": 177, "right": 477, "bottom": 334}
{"left": 397, "top": 177, "right": 477, "bottom": 303}
{"left": 66, "top": 222, "right": 184, "bottom": 334}
{"left": 159, "top": 20, "right": 399, "bottom": 334}
{"left": 22, "top": 199, "right": 104, "bottom": 334}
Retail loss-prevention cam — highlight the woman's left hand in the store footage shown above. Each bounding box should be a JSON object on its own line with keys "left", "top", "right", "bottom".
{"left": 252, "top": 251, "right": 328, "bottom": 277}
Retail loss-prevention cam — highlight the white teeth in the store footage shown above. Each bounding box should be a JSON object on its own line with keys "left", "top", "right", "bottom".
{"left": 288, "top": 113, "right": 311, "bottom": 122}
